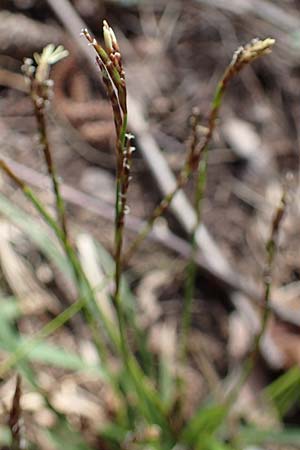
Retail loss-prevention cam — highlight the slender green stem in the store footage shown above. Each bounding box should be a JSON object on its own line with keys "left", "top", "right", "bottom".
{"left": 226, "top": 191, "right": 287, "bottom": 414}
{"left": 177, "top": 64, "right": 234, "bottom": 363}
{"left": 180, "top": 151, "right": 209, "bottom": 362}
{"left": 178, "top": 40, "right": 276, "bottom": 370}
{"left": 119, "top": 114, "right": 128, "bottom": 148}
{"left": 113, "top": 114, "right": 130, "bottom": 364}
{"left": 109, "top": 111, "right": 174, "bottom": 429}
{"left": 83, "top": 28, "right": 132, "bottom": 366}
{"left": 124, "top": 40, "right": 275, "bottom": 263}
{"left": 33, "top": 99, "right": 68, "bottom": 237}
{"left": 225, "top": 278, "right": 273, "bottom": 415}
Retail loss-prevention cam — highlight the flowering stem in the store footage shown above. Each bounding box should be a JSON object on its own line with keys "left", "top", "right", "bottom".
{"left": 123, "top": 38, "right": 275, "bottom": 263}
{"left": 33, "top": 100, "right": 68, "bottom": 237}
{"left": 114, "top": 114, "right": 130, "bottom": 363}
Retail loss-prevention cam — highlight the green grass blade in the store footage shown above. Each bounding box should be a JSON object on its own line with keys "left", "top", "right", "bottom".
{"left": 0, "top": 298, "right": 97, "bottom": 376}
{"left": 20, "top": 340, "right": 103, "bottom": 373}
{"left": 265, "top": 366, "right": 300, "bottom": 417}
{"left": 0, "top": 298, "right": 40, "bottom": 387}
{"left": 0, "top": 426, "right": 11, "bottom": 447}
{"left": 0, "top": 297, "right": 19, "bottom": 320}
{"left": 239, "top": 426, "right": 300, "bottom": 447}
{"left": 196, "top": 436, "right": 236, "bottom": 450}
{"left": 158, "top": 355, "right": 175, "bottom": 410}
{"left": 0, "top": 193, "right": 72, "bottom": 278}
{"left": 181, "top": 403, "right": 227, "bottom": 447}
{"left": 0, "top": 297, "right": 104, "bottom": 376}
{"left": 46, "top": 418, "right": 93, "bottom": 450}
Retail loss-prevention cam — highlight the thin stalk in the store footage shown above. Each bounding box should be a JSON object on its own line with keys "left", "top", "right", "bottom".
{"left": 226, "top": 190, "right": 287, "bottom": 409}
{"left": 23, "top": 48, "right": 69, "bottom": 239}
{"left": 124, "top": 169, "right": 190, "bottom": 262}
{"left": 177, "top": 57, "right": 239, "bottom": 361}
{"left": 94, "top": 47, "right": 130, "bottom": 364}
{"left": 33, "top": 100, "right": 68, "bottom": 237}
{"left": 179, "top": 150, "right": 209, "bottom": 362}
{"left": 123, "top": 38, "right": 275, "bottom": 263}
{"left": 114, "top": 119, "right": 140, "bottom": 370}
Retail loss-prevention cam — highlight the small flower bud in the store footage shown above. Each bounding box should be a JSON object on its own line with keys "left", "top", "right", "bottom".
{"left": 109, "top": 26, "right": 118, "bottom": 50}
{"left": 103, "top": 20, "right": 113, "bottom": 54}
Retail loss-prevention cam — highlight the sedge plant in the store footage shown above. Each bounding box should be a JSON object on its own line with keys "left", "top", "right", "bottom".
{"left": 1, "top": 22, "right": 294, "bottom": 450}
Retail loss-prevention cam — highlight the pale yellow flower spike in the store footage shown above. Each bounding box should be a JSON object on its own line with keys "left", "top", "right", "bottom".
{"left": 232, "top": 37, "right": 275, "bottom": 68}
{"left": 103, "top": 20, "right": 113, "bottom": 54}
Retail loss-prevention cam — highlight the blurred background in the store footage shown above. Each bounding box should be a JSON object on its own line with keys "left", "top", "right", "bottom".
{"left": 1, "top": 0, "right": 300, "bottom": 447}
